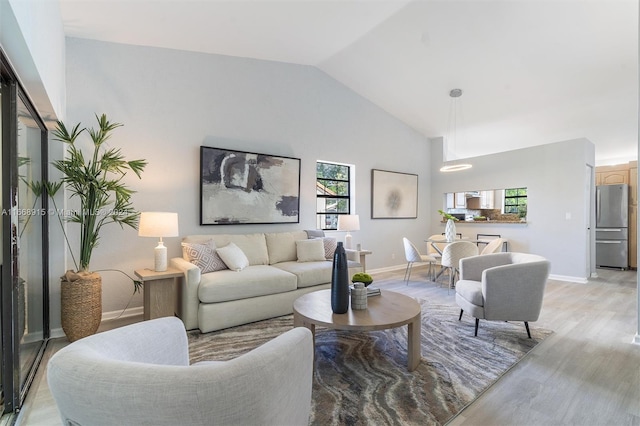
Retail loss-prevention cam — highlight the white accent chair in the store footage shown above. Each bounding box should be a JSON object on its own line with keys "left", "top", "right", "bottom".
{"left": 456, "top": 252, "right": 551, "bottom": 337}
{"left": 47, "top": 317, "right": 314, "bottom": 426}
{"left": 402, "top": 237, "right": 437, "bottom": 283}
{"left": 440, "top": 241, "right": 479, "bottom": 291}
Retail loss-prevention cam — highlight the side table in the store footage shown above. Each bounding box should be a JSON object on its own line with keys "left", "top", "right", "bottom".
{"left": 357, "top": 249, "right": 372, "bottom": 272}
{"left": 134, "top": 267, "right": 183, "bottom": 320}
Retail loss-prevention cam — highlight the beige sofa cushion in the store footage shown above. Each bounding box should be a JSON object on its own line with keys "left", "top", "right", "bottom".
{"left": 198, "top": 265, "right": 297, "bottom": 303}
{"left": 183, "top": 234, "right": 269, "bottom": 266}
{"left": 273, "top": 261, "right": 332, "bottom": 288}
{"left": 265, "top": 231, "right": 307, "bottom": 264}
{"left": 296, "top": 239, "right": 326, "bottom": 262}
{"left": 273, "top": 260, "right": 363, "bottom": 288}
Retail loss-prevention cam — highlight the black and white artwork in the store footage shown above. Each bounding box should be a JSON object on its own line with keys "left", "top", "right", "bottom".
{"left": 200, "top": 147, "right": 301, "bottom": 225}
{"left": 371, "top": 169, "right": 418, "bottom": 219}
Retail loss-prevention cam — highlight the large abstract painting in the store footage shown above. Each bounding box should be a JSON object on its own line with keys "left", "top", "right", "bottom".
{"left": 371, "top": 169, "right": 418, "bottom": 219}
{"left": 200, "top": 147, "right": 301, "bottom": 225}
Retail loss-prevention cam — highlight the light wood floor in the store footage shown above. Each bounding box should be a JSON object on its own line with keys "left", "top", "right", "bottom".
{"left": 15, "top": 267, "right": 640, "bottom": 426}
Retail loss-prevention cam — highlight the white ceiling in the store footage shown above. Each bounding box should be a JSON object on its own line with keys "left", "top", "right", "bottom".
{"left": 59, "top": 0, "right": 639, "bottom": 165}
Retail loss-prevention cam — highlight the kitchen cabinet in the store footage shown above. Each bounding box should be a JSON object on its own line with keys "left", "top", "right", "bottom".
{"left": 629, "top": 206, "right": 637, "bottom": 268}
{"left": 629, "top": 162, "right": 637, "bottom": 206}
{"left": 596, "top": 164, "right": 629, "bottom": 185}
{"left": 446, "top": 193, "right": 454, "bottom": 209}
{"left": 629, "top": 161, "right": 637, "bottom": 268}
{"left": 466, "top": 197, "right": 480, "bottom": 210}
{"left": 480, "top": 190, "right": 494, "bottom": 209}
{"left": 454, "top": 192, "right": 466, "bottom": 208}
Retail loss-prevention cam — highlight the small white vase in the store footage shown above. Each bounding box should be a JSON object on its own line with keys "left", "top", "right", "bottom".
{"left": 445, "top": 219, "right": 456, "bottom": 242}
{"left": 350, "top": 282, "right": 367, "bottom": 310}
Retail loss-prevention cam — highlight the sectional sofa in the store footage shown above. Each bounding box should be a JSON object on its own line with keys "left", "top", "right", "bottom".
{"left": 171, "top": 230, "right": 363, "bottom": 333}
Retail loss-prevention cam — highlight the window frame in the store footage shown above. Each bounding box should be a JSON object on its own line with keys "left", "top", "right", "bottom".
{"left": 503, "top": 187, "right": 527, "bottom": 215}
{"left": 316, "top": 161, "right": 353, "bottom": 230}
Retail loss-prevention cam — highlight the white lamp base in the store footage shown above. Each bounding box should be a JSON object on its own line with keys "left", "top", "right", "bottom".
{"left": 154, "top": 241, "right": 167, "bottom": 272}
{"left": 344, "top": 232, "right": 353, "bottom": 250}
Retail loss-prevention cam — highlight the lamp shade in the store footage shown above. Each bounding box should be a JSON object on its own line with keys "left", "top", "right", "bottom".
{"left": 138, "top": 212, "right": 179, "bottom": 237}
{"left": 337, "top": 215, "right": 360, "bottom": 232}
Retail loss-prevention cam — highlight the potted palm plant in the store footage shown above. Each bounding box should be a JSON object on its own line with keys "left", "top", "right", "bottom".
{"left": 47, "top": 114, "right": 146, "bottom": 341}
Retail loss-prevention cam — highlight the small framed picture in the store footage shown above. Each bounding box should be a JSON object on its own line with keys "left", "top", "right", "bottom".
{"left": 371, "top": 169, "right": 418, "bottom": 219}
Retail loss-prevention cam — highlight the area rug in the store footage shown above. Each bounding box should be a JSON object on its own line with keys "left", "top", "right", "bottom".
{"left": 188, "top": 299, "right": 552, "bottom": 425}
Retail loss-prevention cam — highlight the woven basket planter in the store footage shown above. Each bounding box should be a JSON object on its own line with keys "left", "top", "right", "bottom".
{"left": 61, "top": 272, "right": 102, "bottom": 342}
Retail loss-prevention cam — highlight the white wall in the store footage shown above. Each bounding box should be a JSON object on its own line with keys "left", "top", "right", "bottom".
{"left": 0, "top": 0, "right": 67, "bottom": 334}
{"left": 0, "top": 0, "right": 65, "bottom": 120}
{"left": 60, "top": 38, "right": 431, "bottom": 324}
{"left": 430, "top": 137, "right": 596, "bottom": 282}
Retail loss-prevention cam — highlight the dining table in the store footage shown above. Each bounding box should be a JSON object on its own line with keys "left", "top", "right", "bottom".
{"left": 425, "top": 236, "right": 477, "bottom": 255}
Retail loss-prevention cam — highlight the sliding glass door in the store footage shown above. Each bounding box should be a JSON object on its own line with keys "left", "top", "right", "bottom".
{"left": 0, "top": 51, "right": 49, "bottom": 413}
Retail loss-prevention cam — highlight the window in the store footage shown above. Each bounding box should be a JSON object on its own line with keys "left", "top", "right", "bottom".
{"left": 316, "top": 161, "right": 352, "bottom": 230}
{"left": 504, "top": 187, "right": 527, "bottom": 216}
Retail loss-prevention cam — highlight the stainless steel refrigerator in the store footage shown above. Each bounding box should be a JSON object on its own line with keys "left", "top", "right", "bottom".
{"left": 596, "top": 184, "right": 629, "bottom": 269}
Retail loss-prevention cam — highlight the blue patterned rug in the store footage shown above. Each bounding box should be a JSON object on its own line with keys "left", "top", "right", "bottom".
{"left": 189, "top": 299, "right": 552, "bottom": 425}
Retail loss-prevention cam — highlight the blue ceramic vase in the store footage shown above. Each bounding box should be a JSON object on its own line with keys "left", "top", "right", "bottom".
{"left": 331, "top": 242, "right": 349, "bottom": 314}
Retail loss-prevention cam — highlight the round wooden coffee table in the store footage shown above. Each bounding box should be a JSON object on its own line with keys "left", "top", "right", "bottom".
{"left": 293, "top": 289, "right": 422, "bottom": 371}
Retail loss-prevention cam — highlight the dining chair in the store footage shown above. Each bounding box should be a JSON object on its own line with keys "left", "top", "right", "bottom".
{"left": 426, "top": 234, "right": 446, "bottom": 258}
{"left": 441, "top": 241, "right": 479, "bottom": 292}
{"left": 480, "top": 238, "right": 506, "bottom": 255}
{"left": 403, "top": 237, "right": 437, "bottom": 283}
{"left": 476, "top": 233, "right": 508, "bottom": 252}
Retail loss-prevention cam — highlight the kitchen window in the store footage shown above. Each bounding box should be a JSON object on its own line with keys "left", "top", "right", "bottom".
{"left": 316, "top": 161, "right": 352, "bottom": 230}
{"left": 504, "top": 187, "right": 527, "bottom": 215}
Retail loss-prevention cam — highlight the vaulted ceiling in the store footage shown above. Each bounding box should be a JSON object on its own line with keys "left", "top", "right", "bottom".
{"left": 59, "top": 0, "right": 638, "bottom": 165}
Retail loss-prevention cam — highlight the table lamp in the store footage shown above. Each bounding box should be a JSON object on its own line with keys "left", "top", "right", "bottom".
{"left": 337, "top": 214, "right": 360, "bottom": 250}
{"left": 138, "top": 212, "right": 179, "bottom": 272}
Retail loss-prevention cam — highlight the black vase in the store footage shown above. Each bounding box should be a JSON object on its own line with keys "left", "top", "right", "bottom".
{"left": 331, "top": 241, "right": 349, "bottom": 314}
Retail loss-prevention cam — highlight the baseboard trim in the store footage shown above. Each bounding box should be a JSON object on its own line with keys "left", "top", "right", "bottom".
{"left": 101, "top": 306, "right": 143, "bottom": 322}
{"left": 549, "top": 274, "right": 588, "bottom": 284}
{"left": 50, "top": 306, "right": 144, "bottom": 339}
{"left": 368, "top": 264, "right": 406, "bottom": 274}
{"left": 633, "top": 334, "right": 640, "bottom": 345}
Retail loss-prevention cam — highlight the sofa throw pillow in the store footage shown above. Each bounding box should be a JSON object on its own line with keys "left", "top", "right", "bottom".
{"left": 305, "top": 229, "right": 325, "bottom": 239}
{"left": 181, "top": 241, "right": 228, "bottom": 273}
{"left": 216, "top": 242, "right": 250, "bottom": 271}
{"left": 315, "top": 237, "right": 338, "bottom": 260}
{"left": 296, "top": 239, "right": 327, "bottom": 262}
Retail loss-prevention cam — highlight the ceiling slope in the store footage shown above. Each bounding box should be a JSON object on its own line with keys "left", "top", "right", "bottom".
{"left": 59, "top": 0, "right": 638, "bottom": 164}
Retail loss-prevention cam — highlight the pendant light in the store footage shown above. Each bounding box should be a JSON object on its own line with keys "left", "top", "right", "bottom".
{"left": 440, "top": 88, "right": 472, "bottom": 172}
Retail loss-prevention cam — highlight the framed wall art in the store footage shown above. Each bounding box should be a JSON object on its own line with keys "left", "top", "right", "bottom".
{"left": 371, "top": 169, "right": 418, "bottom": 219}
{"left": 200, "top": 146, "right": 301, "bottom": 225}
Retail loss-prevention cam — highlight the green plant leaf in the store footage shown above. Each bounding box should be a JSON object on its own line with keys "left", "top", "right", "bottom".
{"left": 438, "top": 209, "right": 459, "bottom": 221}
{"left": 44, "top": 114, "right": 146, "bottom": 280}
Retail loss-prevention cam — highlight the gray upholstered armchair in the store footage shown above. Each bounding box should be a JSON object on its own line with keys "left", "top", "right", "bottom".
{"left": 456, "top": 252, "right": 551, "bottom": 337}
{"left": 47, "top": 317, "right": 314, "bottom": 426}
